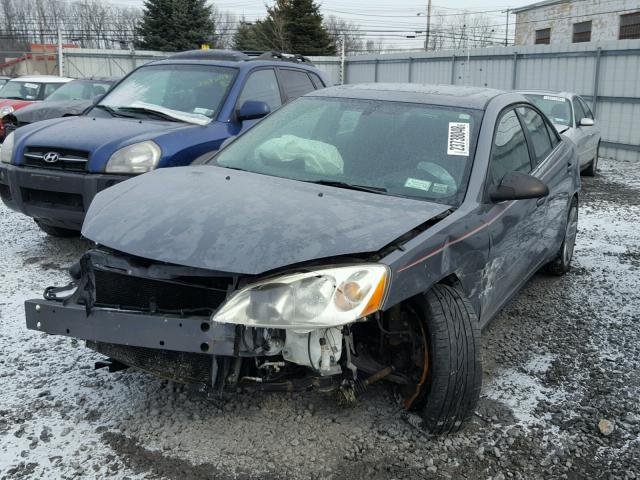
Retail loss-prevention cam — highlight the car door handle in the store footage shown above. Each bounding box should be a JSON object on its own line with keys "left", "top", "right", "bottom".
{"left": 536, "top": 197, "right": 546, "bottom": 207}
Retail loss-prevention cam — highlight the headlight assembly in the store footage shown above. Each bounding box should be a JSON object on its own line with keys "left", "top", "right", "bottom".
{"left": 212, "top": 264, "right": 389, "bottom": 329}
{"left": 1, "top": 131, "right": 15, "bottom": 164}
{"left": 0, "top": 105, "right": 14, "bottom": 118}
{"left": 105, "top": 140, "right": 161, "bottom": 174}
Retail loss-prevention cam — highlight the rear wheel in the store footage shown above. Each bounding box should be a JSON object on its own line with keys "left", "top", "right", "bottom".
{"left": 583, "top": 143, "right": 599, "bottom": 177}
{"left": 399, "top": 284, "right": 482, "bottom": 434}
{"left": 545, "top": 197, "right": 578, "bottom": 276}
{"left": 34, "top": 219, "right": 80, "bottom": 238}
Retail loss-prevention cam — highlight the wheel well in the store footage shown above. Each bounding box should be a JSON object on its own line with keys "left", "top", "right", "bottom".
{"left": 437, "top": 273, "right": 463, "bottom": 291}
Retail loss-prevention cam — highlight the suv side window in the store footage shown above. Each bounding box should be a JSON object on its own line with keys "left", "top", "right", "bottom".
{"left": 279, "top": 69, "right": 315, "bottom": 100}
{"left": 43, "top": 83, "right": 63, "bottom": 99}
{"left": 309, "top": 73, "right": 325, "bottom": 89}
{"left": 577, "top": 96, "right": 594, "bottom": 119}
{"left": 517, "top": 106, "right": 553, "bottom": 165}
{"left": 490, "top": 109, "right": 532, "bottom": 185}
{"left": 238, "top": 69, "right": 282, "bottom": 112}
{"left": 573, "top": 97, "right": 586, "bottom": 125}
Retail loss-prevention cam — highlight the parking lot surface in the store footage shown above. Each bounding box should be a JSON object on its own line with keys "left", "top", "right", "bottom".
{"left": 1, "top": 158, "right": 639, "bottom": 480}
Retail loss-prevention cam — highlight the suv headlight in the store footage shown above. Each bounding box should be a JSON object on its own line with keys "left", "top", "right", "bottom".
{"left": 213, "top": 264, "right": 389, "bottom": 329}
{"left": 1, "top": 131, "right": 15, "bottom": 164}
{"left": 0, "top": 105, "right": 14, "bottom": 118}
{"left": 105, "top": 140, "right": 161, "bottom": 174}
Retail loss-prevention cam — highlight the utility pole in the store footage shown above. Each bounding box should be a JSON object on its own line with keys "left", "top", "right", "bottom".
{"left": 57, "top": 26, "right": 64, "bottom": 77}
{"left": 425, "top": 0, "right": 432, "bottom": 51}
{"left": 340, "top": 34, "right": 346, "bottom": 85}
{"left": 503, "top": 8, "right": 510, "bottom": 46}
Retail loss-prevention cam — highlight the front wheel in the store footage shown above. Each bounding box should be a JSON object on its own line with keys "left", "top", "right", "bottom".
{"left": 35, "top": 219, "right": 80, "bottom": 238}
{"left": 545, "top": 197, "right": 578, "bottom": 276}
{"left": 404, "top": 284, "right": 482, "bottom": 434}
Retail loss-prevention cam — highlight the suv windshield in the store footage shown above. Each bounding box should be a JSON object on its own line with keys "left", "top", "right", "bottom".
{"left": 0, "top": 81, "right": 47, "bottom": 100}
{"left": 98, "top": 64, "right": 235, "bottom": 124}
{"left": 212, "top": 97, "right": 481, "bottom": 206}
{"left": 47, "top": 79, "right": 112, "bottom": 102}
{"left": 524, "top": 94, "right": 572, "bottom": 127}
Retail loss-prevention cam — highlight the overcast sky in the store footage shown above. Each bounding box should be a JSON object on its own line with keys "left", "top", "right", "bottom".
{"left": 103, "top": 0, "right": 537, "bottom": 49}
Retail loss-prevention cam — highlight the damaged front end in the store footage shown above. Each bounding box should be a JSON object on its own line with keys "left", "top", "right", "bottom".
{"left": 25, "top": 248, "right": 424, "bottom": 399}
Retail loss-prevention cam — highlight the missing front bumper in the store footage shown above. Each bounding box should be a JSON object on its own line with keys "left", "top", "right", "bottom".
{"left": 25, "top": 299, "right": 237, "bottom": 355}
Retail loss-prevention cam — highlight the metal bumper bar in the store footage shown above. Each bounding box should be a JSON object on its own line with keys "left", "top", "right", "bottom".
{"left": 24, "top": 299, "right": 238, "bottom": 355}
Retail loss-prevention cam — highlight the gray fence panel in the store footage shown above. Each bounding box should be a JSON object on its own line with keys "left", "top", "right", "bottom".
{"left": 412, "top": 59, "right": 452, "bottom": 84}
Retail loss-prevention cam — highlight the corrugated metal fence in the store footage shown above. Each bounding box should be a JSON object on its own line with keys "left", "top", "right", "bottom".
{"left": 62, "top": 40, "right": 640, "bottom": 161}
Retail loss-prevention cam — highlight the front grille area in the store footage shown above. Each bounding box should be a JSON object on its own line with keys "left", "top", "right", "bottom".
{"left": 21, "top": 187, "right": 84, "bottom": 210}
{"left": 93, "top": 268, "right": 229, "bottom": 314}
{"left": 22, "top": 146, "right": 89, "bottom": 172}
{"left": 87, "top": 341, "right": 212, "bottom": 384}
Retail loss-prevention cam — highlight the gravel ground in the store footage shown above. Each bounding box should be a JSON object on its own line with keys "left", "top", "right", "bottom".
{"left": 1, "top": 158, "right": 639, "bottom": 480}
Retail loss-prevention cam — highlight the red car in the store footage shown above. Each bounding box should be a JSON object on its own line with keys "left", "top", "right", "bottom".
{"left": 0, "top": 75, "right": 72, "bottom": 140}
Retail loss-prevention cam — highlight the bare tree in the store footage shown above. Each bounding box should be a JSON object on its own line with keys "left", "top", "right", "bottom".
{"left": 324, "top": 15, "right": 363, "bottom": 54}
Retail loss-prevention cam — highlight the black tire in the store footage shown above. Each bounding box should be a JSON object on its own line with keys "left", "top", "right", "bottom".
{"left": 409, "top": 284, "right": 482, "bottom": 434}
{"left": 545, "top": 197, "right": 578, "bottom": 276}
{"left": 34, "top": 219, "right": 80, "bottom": 238}
{"left": 582, "top": 143, "right": 599, "bottom": 177}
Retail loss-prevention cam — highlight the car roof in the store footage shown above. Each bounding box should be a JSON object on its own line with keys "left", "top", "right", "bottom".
{"left": 11, "top": 75, "right": 73, "bottom": 83}
{"left": 147, "top": 50, "right": 320, "bottom": 73}
{"left": 518, "top": 90, "right": 577, "bottom": 99}
{"left": 306, "top": 83, "right": 507, "bottom": 110}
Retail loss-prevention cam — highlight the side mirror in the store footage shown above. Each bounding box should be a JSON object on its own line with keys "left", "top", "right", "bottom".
{"left": 236, "top": 100, "right": 270, "bottom": 122}
{"left": 489, "top": 171, "right": 549, "bottom": 202}
{"left": 579, "top": 117, "right": 594, "bottom": 127}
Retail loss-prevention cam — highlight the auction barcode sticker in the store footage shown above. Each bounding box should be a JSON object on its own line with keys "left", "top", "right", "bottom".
{"left": 447, "top": 122, "right": 470, "bottom": 156}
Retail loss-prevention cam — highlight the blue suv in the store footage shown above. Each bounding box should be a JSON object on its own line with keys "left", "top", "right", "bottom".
{"left": 0, "top": 50, "right": 329, "bottom": 236}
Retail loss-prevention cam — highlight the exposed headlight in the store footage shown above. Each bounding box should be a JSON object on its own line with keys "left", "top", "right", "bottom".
{"left": 213, "top": 265, "right": 389, "bottom": 329}
{"left": 105, "top": 140, "right": 161, "bottom": 174}
{"left": 1, "top": 131, "right": 15, "bottom": 164}
{"left": 0, "top": 105, "right": 14, "bottom": 118}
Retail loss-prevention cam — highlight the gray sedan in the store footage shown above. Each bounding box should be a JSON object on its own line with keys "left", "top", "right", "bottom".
{"left": 522, "top": 91, "right": 601, "bottom": 176}
{"left": 25, "top": 84, "right": 580, "bottom": 434}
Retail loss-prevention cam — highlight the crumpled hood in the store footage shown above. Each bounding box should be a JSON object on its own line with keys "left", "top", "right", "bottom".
{"left": 13, "top": 100, "right": 92, "bottom": 124}
{"left": 82, "top": 166, "right": 450, "bottom": 275}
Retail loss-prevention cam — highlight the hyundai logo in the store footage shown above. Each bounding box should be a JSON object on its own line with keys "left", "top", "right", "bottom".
{"left": 43, "top": 152, "right": 60, "bottom": 163}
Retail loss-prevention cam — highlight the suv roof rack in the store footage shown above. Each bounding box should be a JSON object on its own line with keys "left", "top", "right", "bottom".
{"left": 168, "top": 49, "right": 315, "bottom": 66}
{"left": 244, "top": 51, "right": 314, "bottom": 65}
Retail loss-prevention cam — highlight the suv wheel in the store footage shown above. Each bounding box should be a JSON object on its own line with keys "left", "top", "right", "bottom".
{"left": 35, "top": 220, "right": 80, "bottom": 238}
{"left": 401, "top": 284, "right": 482, "bottom": 434}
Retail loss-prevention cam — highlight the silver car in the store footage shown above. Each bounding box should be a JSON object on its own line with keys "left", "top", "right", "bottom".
{"left": 521, "top": 91, "right": 601, "bottom": 176}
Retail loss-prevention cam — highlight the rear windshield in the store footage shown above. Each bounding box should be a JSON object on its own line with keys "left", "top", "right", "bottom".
{"left": 212, "top": 97, "right": 482, "bottom": 206}
{"left": 99, "top": 64, "right": 235, "bottom": 120}
{"left": 46, "top": 79, "right": 113, "bottom": 102}
{"left": 524, "top": 94, "right": 572, "bottom": 127}
{"left": 0, "top": 81, "right": 47, "bottom": 100}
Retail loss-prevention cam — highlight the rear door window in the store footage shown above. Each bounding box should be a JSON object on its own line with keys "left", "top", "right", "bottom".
{"left": 238, "top": 69, "right": 282, "bottom": 112}
{"left": 309, "top": 73, "right": 325, "bottom": 89}
{"left": 517, "top": 106, "right": 553, "bottom": 165}
{"left": 490, "top": 109, "right": 532, "bottom": 184}
{"left": 279, "top": 69, "right": 315, "bottom": 101}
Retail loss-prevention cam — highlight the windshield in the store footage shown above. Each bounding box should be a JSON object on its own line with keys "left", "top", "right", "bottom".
{"left": 212, "top": 97, "right": 482, "bottom": 206}
{"left": 524, "top": 94, "right": 572, "bottom": 127}
{"left": 99, "top": 64, "right": 235, "bottom": 122}
{"left": 47, "top": 79, "right": 112, "bottom": 102}
{"left": 0, "top": 81, "right": 45, "bottom": 100}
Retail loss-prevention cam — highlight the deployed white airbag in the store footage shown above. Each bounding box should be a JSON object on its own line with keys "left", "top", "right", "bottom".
{"left": 255, "top": 134, "right": 344, "bottom": 175}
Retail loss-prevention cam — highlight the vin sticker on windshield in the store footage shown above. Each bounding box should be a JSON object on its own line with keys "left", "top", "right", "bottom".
{"left": 447, "top": 122, "right": 470, "bottom": 156}
{"left": 404, "top": 178, "right": 432, "bottom": 191}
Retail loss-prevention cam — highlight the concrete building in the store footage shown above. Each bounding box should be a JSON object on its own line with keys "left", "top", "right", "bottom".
{"left": 514, "top": 0, "right": 640, "bottom": 45}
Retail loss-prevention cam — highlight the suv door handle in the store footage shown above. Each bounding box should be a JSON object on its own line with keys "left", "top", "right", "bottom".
{"left": 536, "top": 197, "right": 546, "bottom": 207}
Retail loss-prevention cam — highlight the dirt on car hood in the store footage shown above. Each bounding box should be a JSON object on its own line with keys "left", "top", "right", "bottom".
{"left": 82, "top": 166, "right": 450, "bottom": 275}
